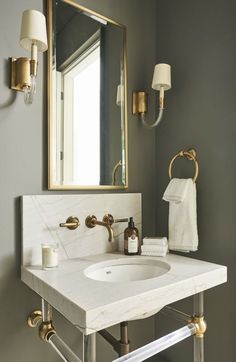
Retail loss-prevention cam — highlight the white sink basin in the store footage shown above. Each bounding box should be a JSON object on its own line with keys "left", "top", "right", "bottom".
{"left": 84, "top": 257, "right": 170, "bottom": 282}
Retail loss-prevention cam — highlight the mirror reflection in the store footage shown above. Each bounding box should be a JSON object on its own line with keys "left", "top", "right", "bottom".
{"left": 48, "top": 0, "right": 128, "bottom": 189}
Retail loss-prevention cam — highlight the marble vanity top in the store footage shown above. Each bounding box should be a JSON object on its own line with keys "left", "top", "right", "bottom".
{"left": 21, "top": 253, "right": 227, "bottom": 335}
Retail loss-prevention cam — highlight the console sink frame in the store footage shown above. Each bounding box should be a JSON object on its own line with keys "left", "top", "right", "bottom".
{"left": 21, "top": 253, "right": 227, "bottom": 361}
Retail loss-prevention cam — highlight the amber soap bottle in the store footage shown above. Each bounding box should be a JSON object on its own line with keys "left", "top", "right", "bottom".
{"left": 124, "top": 217, "right": 140, "bottom": 255}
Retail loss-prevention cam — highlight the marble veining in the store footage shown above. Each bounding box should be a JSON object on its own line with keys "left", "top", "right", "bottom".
{"left": 22, "top": 194, "right": 141, "bottom": 266}
{"left": 21, "top": 253, "right": 227, "bottom": 335}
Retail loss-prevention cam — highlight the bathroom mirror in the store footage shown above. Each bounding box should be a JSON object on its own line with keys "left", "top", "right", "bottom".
{"left": 47, "top": 0, "right": 128, "bottom": 189}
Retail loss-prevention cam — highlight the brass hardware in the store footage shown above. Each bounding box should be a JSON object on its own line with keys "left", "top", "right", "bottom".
{"left": 27, "top": 309, "right": 56, "bottom": 341}
{"left": 132, "top": 91, "right": 148, "bottom": 115}
{"left": 103, "top": 214, "right": 128, "bottom": 225}
{"left": 168, "top": 148, "right": 199, "bottom": 183}
{"left": 85, "top": 215, "right": 97, "bottom": 229}
{"left": 102, "top": 214, "right": 115, "bottom": 225}
{"left": 59, "top": 216, "right": 80, "bottom": 230}
{"left": 10, "top": 57, "right": 31, "bottom": 91}
{"left": 159, "top": 96, "right": 164, "bottom": 109}
{"left": 30, "top": 59, "right": 37, "bottom": 77}
{"left": 114, "top": 218, "right": 128, "bottom": 223}
{"left": 85, "top": 215, "right": 114, "bottom": 242}
{"left": 189, "top": 316, "right": 207, "bottom": 338}
{"left": 39, "top": 321, "right": 56, "bottom": 341}
{"left": 186, "top": 148, "right": 197, "bottom": 160}
{"left": 27, "top": 310, "right": 42, "bottom": 327}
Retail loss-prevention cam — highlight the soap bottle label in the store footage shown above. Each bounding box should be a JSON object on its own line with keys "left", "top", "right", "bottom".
{"left": 128, "top": 235, "right": 138, "bottom": 253}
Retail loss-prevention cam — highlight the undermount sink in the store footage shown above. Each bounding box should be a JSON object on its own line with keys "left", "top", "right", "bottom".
{"left": 84, "top": 257, "right": 170, "bottom": 282}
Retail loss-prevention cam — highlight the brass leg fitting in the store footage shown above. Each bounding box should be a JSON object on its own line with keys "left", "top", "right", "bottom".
{"left": 119, "top": 341, "right": 130, "bottom": 356}
{"left": 119, "top": 321, "right": 130, "bottom": 356}
{"left": 27, "top": 310, "right": 56, "bottom": 342}
{"left": 39, "top": 321, "right": 56, "bottom": 342}
{"left": 27, "top": 310, "right": 42, "bottom": 328}
{"left": 189, "top": 316, "right": 207, "bottom": 338}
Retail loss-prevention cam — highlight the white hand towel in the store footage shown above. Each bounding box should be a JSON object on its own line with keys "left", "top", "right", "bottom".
{"left": 141, "top": 252, "right": 167, "bottom": 257}
{"left": 143, "top": 237, "right": 167, "bottom": 246}
{"left": 141, "top": 244, "right": 168, "bottom": 257}
{"left": 163, "top": 178, "right": 198, "bottom": 252}
{"left": 163, "top": 178, "right": 191, "bottom": 203}
{"left": 141, "top": 245, "right": 168, "bottom": 253}
{"left": 141, "top": 248, "right": 168, "bottom": 257}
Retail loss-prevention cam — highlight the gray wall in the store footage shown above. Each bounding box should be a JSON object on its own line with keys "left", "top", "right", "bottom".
{"left": 0, "top": 0, "right": 158, "bottom": 361}
{"left": 154, "top": 0, "right": 235, "bottom": 361}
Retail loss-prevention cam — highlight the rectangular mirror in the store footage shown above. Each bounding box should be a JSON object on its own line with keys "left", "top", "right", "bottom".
{"left": 47, "top": 0, "right": 128, "bottom": 189}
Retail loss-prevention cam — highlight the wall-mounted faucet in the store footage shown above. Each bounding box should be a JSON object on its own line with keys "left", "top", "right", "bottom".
{"left": 85, "top": 214, "right": 128, "bottom": 242}
{"left": 85, "top": 215, "right": 114, "bottom": 242}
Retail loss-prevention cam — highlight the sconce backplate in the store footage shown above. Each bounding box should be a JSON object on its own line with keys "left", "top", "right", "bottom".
{"left": 10, "top": 57, "right": 31, "bottom": 91}
{"left": 132, "top": 91, "right": 148, "bottom": 115}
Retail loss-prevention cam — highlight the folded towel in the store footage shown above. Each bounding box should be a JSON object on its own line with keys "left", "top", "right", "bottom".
{"left": 163, "top": 178, "right": 191, "bottom": 203}
{"left": 141, "top": 252, "right": 167, "bottom": 257}
{"left": 143, "top": 237, "right": 168, "bottom": 246}
{"left": 163, "top": 178, "right": 198, "bottom": 252}
{"left": 141, "top": 245, "right": 168, "bottom": 253}
{"left": 141, "top": 247, "right": 168, "bottom": 257}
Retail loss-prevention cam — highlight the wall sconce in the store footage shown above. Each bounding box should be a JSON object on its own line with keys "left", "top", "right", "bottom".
{"left": 10, "top": 9, "right": 48, "bottom": 104}
{"left": 132, "top": 63, "right": 171, "bottom": 128}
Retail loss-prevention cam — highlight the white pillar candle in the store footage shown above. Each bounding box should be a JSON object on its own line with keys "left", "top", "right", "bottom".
{"left": 42, "top": 243, "right": 59, "bottom": 269}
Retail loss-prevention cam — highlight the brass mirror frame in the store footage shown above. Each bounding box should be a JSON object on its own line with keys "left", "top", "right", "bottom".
{"left": 47, "top": 0, "right": 128, "bottom": 190}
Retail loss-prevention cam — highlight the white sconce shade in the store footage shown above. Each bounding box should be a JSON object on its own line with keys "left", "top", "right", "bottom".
{"left": 20, "top": 9, "right": 48, "bottom": 53}
{"left": 152, "top": 63, "right": 171, "bottom": 91}
{"left": 10, "top": 8, "right": 48, "bottom": 105}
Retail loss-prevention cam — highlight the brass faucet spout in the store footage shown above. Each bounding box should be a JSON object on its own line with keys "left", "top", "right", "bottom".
{"left": 94, "top": 220, "right": 114, "bottom": 242}
{"left": 85, "top": 215, "right": 114, "bottom": 242}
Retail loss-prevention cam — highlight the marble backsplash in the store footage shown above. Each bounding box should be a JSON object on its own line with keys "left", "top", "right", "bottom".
{"left": 22, "top": 193, "right": 142, "bottom": 266}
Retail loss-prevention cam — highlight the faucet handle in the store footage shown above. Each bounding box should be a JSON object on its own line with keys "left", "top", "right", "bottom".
{"left": 85, "top": 215, "right": 97, "bottom": 228}
{"left": 59, "top": 216, "right": 80, "bottom": 230}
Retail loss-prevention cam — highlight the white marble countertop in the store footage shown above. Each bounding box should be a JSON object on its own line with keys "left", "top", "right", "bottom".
{"left": 21, "top": 253, "right": 227, "bottom": 335}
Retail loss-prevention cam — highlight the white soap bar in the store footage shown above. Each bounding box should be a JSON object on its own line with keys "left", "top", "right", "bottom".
{"left": 42, "top": 244, "right": 58, "bottom": 269}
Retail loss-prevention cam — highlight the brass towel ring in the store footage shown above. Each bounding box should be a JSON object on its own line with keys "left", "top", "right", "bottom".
{"left": 168, "top": 149, "right": 199, "bottom": 183}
